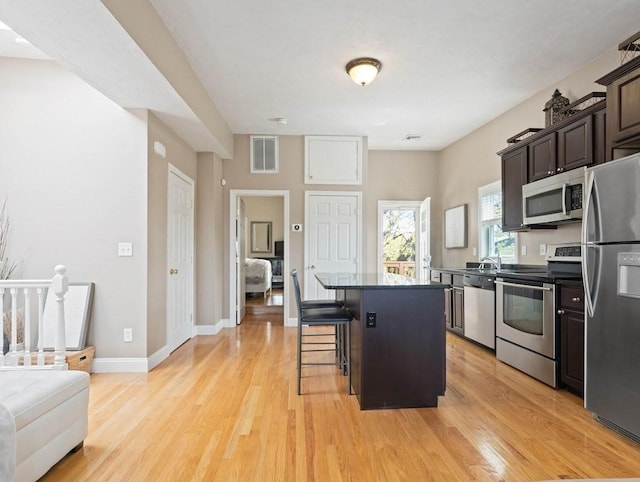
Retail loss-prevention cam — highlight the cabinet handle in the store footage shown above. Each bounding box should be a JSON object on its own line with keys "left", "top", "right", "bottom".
{"left": 169, "top": 268, "right": 178, "bottom": 275}
{"left": 557, "top": 309, "right": 565, "bottom": 315}
{"left": 548, "top": 170, "right": 553, "bottom": 175}
{"left": 557, "top": 167, "right": 564, "bottom": 172}
{"left": 572, "top": 297, "right": 581, "bottom": 302}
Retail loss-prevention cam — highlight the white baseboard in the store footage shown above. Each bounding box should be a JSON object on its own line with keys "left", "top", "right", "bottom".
{"left": 196, "top": 321, "right": 224, "bottom": 335}
{"left": 148, "top": 345, "right": 170, "bottom": 371}
{"left": 92, "top": 320, "right": 230, "bottom": 373}
{"left": 286, "top": 317, "right": 298, "bottom": 327}
{"left": 223, "top": 318, "right": 236, "bottom": 328}
{"left": 92, "top": 357, "right": 149, "bottom": 373}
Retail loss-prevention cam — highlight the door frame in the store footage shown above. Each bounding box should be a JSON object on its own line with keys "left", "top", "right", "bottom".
{"left": 304, "top": 190, "right": 362, "bottom": 300}
{"left": 377, "top": 200, "right": 420, "bottom": 276}
{"left": 167, "top": 163, "right": 195, "bottom": 351}
{"left": 228, "top": 189, "right": 290, "bottom": 327}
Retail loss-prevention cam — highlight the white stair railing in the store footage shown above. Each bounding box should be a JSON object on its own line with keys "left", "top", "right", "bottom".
{"left": 0, "top": 265, "right": 69, "bottom": 370}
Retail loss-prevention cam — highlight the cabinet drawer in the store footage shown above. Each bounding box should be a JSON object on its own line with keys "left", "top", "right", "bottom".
{"left": 560, "top": 286, "right": 584, "bottom": 311}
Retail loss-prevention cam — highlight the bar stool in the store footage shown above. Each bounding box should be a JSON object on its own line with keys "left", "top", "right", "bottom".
{"left": 292, "top": 270, "right": 343, "bottom": 309}
{"left": 291, "top": 269, "right": 352, "bottom": 395}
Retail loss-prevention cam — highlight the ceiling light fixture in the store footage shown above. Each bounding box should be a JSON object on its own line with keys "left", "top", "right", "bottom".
{"left": 345, "top": 57, "right": 381, "bottom": 86}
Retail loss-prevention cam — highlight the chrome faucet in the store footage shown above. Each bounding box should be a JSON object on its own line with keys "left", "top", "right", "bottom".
{"left": 480, "top": 255, "right": 502, "bottom": 270}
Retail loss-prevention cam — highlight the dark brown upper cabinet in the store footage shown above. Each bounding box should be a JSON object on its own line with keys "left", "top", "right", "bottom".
{"left": 597, "top": 56, "right": 640, "bottom": 161}
{"left": 501, "top": 145, "right": 528, "bottom": 232}
{"left": 557, "top": 115, "right": 593, "bottom": 172}
{"left": 498, "top": 101, "right": 605, "bottom": 231}
{"left": 528, "top": 133, "right": 557, "bottom": 182}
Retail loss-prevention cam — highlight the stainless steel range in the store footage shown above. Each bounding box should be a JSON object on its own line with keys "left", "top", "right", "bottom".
{"left": 495, "top": 243, "right": 582, "bottom": 387}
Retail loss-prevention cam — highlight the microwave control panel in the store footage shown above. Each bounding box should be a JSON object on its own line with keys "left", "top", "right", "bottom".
{"left": 568, "top": 183, "right": 583, "bottom": 210}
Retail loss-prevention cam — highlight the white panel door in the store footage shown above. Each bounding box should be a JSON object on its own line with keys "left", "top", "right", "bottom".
{"left": 167, "top": 167, "right": 194, "bottom": 353}
{"left": 236, "top": 199, "right": 246, "bottom": 324}
{"left": 305, "top": 193, "right": 359, "bottom": 299}
{"left": 418, "top": 197, "right": 431, "bottom": 282}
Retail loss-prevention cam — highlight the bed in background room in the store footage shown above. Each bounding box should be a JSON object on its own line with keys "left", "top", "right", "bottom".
{"left": 245, "top": 258, "right": 272, "bottom": 299}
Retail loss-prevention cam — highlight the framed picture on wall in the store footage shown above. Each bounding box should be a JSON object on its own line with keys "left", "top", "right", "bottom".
{"left": 444, "top": 204, "right": 467, "bottom": 249}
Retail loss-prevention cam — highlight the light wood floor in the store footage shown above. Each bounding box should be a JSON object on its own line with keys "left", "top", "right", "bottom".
{"left": 245, "top": 288, "right": 284, "bottom": 319}
{"left": 44, "top": 316, "right": 640, "bottom": 481}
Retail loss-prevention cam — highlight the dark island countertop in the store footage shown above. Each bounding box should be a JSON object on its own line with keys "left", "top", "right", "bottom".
{"left": 315, "top": 272, "right": 449, "bottom": 289}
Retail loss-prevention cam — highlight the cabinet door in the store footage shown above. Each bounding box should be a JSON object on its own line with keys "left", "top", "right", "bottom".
{"left": 593, "top": 107, "right": 607, "bottom": 166}
{"left": 559, "top": 285, "right": 585, "bottom": 395}
{"left": 444, "top": 288, "right": 452, "bottom": 329}
{"left": 501, "top": 146, "right": 528, "bottom": 232}
{"left": 607, "top": 65, "right": 640, "bottom": 152}
{"left": 453, "top": 287, "right": 464, "bottom": 332}
{"left": 528, "top": 133, "right": 556, "bottom": 181}
{"left": 560, "top": 310, "right": 584, "bottom": 394}
{"left": 557, "top": 115, "right": 593, "bottom": 172}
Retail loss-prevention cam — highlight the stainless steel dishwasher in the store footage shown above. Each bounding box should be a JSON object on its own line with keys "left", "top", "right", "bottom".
{"left": 463, "top": 274, "right": 495, "bottom": 349}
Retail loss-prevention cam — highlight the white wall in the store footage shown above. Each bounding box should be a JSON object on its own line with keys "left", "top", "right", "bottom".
{"left": 0, "top": 58, "right": 149, "bottom": 358}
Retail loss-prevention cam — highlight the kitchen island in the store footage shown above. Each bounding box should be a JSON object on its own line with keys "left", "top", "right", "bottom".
{"left": 315, "top": 272, "right": 448, "bottom": 410}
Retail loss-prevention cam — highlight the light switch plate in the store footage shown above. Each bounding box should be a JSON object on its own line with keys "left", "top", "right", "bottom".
{"left": 539, "top": 244, "right": 547, "bottom": 256}
{"left": 118, "top": 242, "right": 133, "bottom": 257}
{"left": 472, "top": 247, "right": 477, "bottom": 256}
{"left": 521, "top": 245, "right": 527, "bottom": 256}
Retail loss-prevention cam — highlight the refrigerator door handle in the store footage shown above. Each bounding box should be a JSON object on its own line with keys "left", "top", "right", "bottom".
{"left": 582, "top": 170, "right": 596, "bottom": 317}
{"left": 582, "top": 170, "right": 595, "bottom": 245}
{"left": 582, "top": 245, "right": 595, "bottom": 317}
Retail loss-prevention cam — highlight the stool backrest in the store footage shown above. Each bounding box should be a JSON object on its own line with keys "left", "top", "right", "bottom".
{"left": 290, "top": 269, "right": 303, "bottom": 318}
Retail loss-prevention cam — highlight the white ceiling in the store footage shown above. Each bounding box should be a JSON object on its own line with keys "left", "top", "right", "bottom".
{"left": 2, "top": 1, "right": 640, "bottom": 151}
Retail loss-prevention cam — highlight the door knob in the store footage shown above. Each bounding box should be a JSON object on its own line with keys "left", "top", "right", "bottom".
{"left": 169, "top": 268, "right": 178, "bottom": 275}
{"left": 310, "top": 265, "right": 316, "bottom": 269}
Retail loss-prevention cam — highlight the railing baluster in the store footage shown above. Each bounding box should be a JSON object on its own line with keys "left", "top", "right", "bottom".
{"left": 37, "top": 287, "right": 45, "bottom": 367}
{"left": 52, "top": 265, "right": 68, "bottom": 368}
{"left": 10, "top": 288, "right": 18, "bottom": 366}
{"left": 23, "top": 288, "right": 31, "bottom": 367}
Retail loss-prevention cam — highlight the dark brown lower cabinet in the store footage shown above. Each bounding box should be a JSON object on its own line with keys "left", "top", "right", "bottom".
{"left": 558, "top": 284, "right": 585, "bottom": 396}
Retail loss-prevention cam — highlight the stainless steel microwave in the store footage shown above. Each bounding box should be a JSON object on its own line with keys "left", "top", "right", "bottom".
{"left": 522, "top": 167, "right": 585, "bottom": 225}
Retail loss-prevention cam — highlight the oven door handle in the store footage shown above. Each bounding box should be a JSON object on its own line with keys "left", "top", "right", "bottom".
{"left": 494, "top": 280, "right": 552, "bottom": 291}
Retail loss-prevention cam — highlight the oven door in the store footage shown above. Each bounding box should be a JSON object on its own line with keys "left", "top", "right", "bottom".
{"left": 495, "top": 278, "right": 555, "bottom": 359}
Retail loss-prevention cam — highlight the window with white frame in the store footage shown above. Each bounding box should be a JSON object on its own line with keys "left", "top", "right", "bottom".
{"left": 478, "top": 181, "right": 517, "bottom": 263}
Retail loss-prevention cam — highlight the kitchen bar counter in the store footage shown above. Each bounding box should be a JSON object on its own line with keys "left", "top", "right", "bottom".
{"left": 315, "top": 272, "right": 447, "bottom": 410}
{"left": 315, "top": 271, "right": 450, "bottom": 289}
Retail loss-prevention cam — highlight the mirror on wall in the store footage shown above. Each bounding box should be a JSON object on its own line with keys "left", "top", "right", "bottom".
{"left": 250, "top": 221, "right": 272, "bottom": 253}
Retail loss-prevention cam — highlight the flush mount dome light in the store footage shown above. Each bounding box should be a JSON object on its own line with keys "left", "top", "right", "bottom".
{"left": 346, "top": 57, "right": 381, "bottom": 86}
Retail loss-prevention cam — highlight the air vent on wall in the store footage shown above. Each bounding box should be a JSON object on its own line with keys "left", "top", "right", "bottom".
{"left": 250, "top": 136, "right": 279, "bottom": 173}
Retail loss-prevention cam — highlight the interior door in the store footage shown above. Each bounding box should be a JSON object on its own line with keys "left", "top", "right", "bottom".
{"left": 236, "top": 199, "right": 246, "bottom": 324}
{"left": 167, "top": 167, "right": 194, "bottom": 353}
{"left": 305, "top": 193, "right": 360, "bottom": 299}
{"left": 418, "top": 197, "right": 431, "bottom": 282}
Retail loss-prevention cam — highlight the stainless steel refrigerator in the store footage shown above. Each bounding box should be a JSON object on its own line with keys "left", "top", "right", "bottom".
{"left": 582, "top": 152, "right": 640, "bottom": 443}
